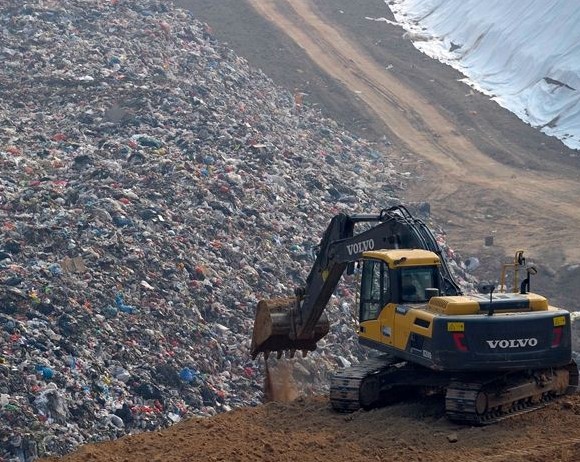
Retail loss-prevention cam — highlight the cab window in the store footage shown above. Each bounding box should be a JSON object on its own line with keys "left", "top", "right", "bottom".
{"left": 360, "top": 260, "right": 390, "bottom": 321}
{"left": 400, "top": 266, "right": 438, "bottom": 303}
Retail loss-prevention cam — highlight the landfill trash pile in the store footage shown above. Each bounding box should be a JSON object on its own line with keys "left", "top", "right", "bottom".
{"left": 0, "top": 0, "right": 476, "bottom": 460}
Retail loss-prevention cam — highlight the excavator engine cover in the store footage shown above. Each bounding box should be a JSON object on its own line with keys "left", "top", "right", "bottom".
{"left": 251, "top": 298, "right": 330, "bottom": 359}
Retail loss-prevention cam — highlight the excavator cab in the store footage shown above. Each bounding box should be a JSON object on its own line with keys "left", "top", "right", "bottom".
{"left": 360, "top": 249, "right": 442, "bottom": 305}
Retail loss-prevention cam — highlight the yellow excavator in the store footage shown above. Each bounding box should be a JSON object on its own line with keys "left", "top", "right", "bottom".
{"left": 251, "top": 205, "right": 578, "bottom": 424}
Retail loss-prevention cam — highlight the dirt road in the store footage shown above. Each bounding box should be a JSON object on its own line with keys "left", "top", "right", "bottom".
{"left": 245, "top": 0, "right": 580, "bottom": 258}
{"left": 179, "top": 0, "right": 580, "bottom": 306}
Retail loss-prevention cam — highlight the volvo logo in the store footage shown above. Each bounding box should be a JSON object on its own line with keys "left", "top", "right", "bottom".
{"left": 346, "top": 239, "right": 375, "bottom": 256}
{"left": 486, "top": 338, "right": 538, "bottom": 349}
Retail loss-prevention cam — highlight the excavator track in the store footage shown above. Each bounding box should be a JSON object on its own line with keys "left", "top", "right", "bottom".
{"left": 446, "top": 361, "right": 579, "bottom": 425}
{"left": 331, "top": 357, "right": 579, "bottom": 423}
{"left": 330, "top": 355, "right": 402, "bottom": 412}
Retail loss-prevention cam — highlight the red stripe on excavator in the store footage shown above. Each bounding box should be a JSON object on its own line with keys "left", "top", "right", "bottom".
{"left": 552, "top": 327, "right": 563, "bottom": 348}
{"left": 452, "top": 332, "right": 469, "bottom": 352}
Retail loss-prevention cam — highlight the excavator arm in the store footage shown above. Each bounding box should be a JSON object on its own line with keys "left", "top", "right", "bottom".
{"left": 250, "top": 205, "right": 461, "bottom": 358}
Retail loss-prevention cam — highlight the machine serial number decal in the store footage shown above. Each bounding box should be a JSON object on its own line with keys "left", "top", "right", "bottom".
{"left": 447, "top": 322, "right": 464, "bottom": 332}
{"left": 553, "top": 316, "right": 566, "bottom": 327}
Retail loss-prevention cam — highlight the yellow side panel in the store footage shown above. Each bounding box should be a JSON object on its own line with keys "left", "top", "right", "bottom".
{"left": 393, "top": 308, "right": 434, "bottom": 350}
{"left": 393, "top": 315, "right": 411, "bottom": 350}
{"left": 359, "top": 304, "right": 396, "bottom": 346}
{"left": 358, "top": 319, "right": 383, "bottom": 343}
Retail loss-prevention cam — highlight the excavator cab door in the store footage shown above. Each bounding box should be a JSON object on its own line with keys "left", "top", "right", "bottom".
{"left": 358, "top": 259, "right": 395, "bottom": 346}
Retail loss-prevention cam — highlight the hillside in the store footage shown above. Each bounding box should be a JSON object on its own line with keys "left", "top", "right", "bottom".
{"left": 3, "top": 0, "right": 580, "bottom": 461}
{"left": 0, "top": 0, "right": 417, "bottom": 458}
{"left": 183, "top": 0, "right": 580, "bottom": 310}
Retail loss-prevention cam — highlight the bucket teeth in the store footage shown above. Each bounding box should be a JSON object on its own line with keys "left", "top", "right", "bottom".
{"left": 250, "top": 297, "right": 330, "bottom": 360}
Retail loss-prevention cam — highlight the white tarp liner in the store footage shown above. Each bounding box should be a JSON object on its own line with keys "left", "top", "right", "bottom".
{"left": 386, "top": 0, "right": 580, "bottom": 150}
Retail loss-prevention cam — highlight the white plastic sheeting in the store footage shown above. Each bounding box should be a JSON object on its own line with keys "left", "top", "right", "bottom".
{"left": 387, "top": 0, "right": 580, "bottom": 150}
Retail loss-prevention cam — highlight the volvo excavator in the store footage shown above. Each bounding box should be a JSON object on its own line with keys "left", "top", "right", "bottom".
{"left": 250, "top": 205, "right": 578, "bottom": 424}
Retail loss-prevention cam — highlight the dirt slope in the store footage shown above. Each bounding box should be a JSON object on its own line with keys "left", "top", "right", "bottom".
{"left": 179, "top": 0, "right": 580, "bottom": 308}
{"left": 246, "top": 0, "right": 580, "bottom": 292}
{"left": 42, "top": 393, "right": 580, "bottom": 462}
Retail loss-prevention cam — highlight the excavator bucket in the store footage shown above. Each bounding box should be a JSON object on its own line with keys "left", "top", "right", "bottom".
{"left": 250, "top": 298, "right": 330, "bottom": 359}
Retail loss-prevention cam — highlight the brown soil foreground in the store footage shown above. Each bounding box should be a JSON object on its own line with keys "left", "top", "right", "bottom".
{"left": 42, "top": 393, "right": 580, "bottom": 462}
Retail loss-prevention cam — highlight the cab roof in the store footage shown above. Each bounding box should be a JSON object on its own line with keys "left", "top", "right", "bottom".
{"left": 362, "top": 249, "right": 441, "bottom": 268}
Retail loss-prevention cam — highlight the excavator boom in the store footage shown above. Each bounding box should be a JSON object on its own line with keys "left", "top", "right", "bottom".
{"left": 250, "top": 205, "right": 460, "bottom": 359}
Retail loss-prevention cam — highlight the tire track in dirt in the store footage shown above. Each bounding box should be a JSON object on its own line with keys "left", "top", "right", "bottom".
{"left": 246, "top": 0, "right": 580, "bottom": 262}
